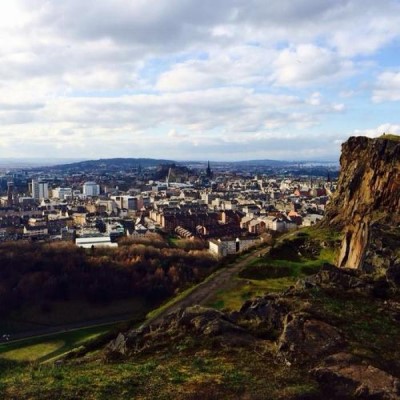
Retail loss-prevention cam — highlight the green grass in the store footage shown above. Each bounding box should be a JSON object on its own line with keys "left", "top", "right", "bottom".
{"left": 0, "top": 341, "right": 65, "bottom": 362}
{"left": 0, "top": 323, "right": 119, "bottom": 363}
{"left": 309, "top": 288, "right": 400, "bottom": 370}
{"left": 207, "top": 227, "right": 339, "bottom": 312}
{"left": 0, "top": 338, "right": 320, "bottom": 400}
{"left": 145, "top": 261, "right": 234, "bottom": 320}
{"left": 208, "top": 277, "right": 298, "bottom": 310}
{"left": 379, "top": 133, "right": 400, "bottom": 141}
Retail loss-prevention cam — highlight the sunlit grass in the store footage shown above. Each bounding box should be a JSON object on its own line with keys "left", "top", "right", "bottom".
{"left": 0, "top": 324, "right": 117, "bottom": 363}
{"left": 379, "top": 133, "right": 400, "bottom": 141}
{"left": 208, "top": 277, "right": 298, "bottom": 311}
{"left": 0, "top": 341, "right": 64, "bottom": 362}
{"left": 207, "top": 227, "right": 339, "bottom": 312}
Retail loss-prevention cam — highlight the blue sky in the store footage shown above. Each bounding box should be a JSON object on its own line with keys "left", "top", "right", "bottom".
{"left": 0, "top": 0, "right": 399, "bottom": 161}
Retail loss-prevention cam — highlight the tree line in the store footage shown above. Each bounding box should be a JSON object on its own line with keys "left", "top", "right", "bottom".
{"left": 0, "top": 234, "right": 216, "bottom": 317}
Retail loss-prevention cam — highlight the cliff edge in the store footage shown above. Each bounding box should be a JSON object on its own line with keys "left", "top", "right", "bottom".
{"left": 324, "top": 135, "right": 400, "bottom": 274}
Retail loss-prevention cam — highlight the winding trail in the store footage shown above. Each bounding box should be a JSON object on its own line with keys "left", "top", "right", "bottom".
{"left": 142, "top": 246, "right": 268, "bottom": 327}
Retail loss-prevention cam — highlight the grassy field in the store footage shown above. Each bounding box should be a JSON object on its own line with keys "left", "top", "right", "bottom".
{"left": 0, "top": 323, "right": 122, "bottom": 363}
{"left": 207, "top": 227, "right": 339, "bottom": 311}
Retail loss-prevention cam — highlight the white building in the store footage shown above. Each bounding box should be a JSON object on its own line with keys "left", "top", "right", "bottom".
{"left": 76, "top": 235, "right": 117, "bottom": 248}
{"left": 110, "top": 195, "right": 138, "bottom": 210}
{"left": 52, "top": 187, "right": 73, "bottom": 200}
{"left": 83, "top": 182, "right": 100, "bottom": 197}
{"left": 209, "top": 237, "right": 259, "bottom": 257}
{"left": 31, "top": 180, "right": 49, "bottom": 200}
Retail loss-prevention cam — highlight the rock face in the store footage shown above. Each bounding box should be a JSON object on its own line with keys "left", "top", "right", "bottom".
{"left": 277, "top": 312, "right": 345, "bottom": 364}
{"left": 324, "top": 136, "right": 400, "bottom": 272}
{"left": 312, "top": 353, "right": 400, "bottom": 399}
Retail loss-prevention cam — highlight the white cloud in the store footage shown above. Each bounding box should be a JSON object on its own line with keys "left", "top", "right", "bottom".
{"left": 156, "top": 45, "right": 274, "bottom": 92}
{"left": 352, "top": 123, "right": 400, "bottom": 138}
{"left": 372, "top": 71, "right": 400, "bottom": 102}
{"left": 272, "top": 44, "right": 353, "bottom": 86}
{"left": 0, "top": 0, "right": 399, "bottom": 159}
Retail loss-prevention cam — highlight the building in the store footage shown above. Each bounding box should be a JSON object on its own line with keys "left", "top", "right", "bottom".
{"left": 7, "top": 181, "right": 14, "bottom": 207}
{"left": 75, "top": 235, "right": 118, "bottom": 248}
{"left": 31, "top": 180, "right": 49, "bottom": 201}
{"left": 110, "top": 195, "right": 139, "bottom": 210}
{"left": 83, "top": 182, "right": 100, "bottom": 197}
{"left": 52, "top": 187, "right": 73, "bottom": 200}
{"left": 209, "top": 237, "right": 259, "bottom": 257}
{"left": 23, "top": 225, "right": 49, "bottom": 239}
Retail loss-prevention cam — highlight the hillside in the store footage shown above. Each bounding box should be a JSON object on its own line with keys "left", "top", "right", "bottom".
{"left": 1, "top": 136, "right": 400, "bottom": 399}
{"left": 38, "top": 158, "right": 176, "bottom": 172}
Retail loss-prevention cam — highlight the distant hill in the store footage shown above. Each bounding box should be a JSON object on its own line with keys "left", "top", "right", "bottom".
{"left": 41, "top": 158, "right": 176, "bottom": 171}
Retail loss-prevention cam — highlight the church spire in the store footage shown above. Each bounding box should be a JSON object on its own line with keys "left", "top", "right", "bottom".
{"left": 206, "top": 161, "right": 212, "bottom": 178}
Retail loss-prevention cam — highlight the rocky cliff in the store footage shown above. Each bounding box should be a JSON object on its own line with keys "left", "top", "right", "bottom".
{"left": 324, "top": 135, "right": 400, "bottom": 274}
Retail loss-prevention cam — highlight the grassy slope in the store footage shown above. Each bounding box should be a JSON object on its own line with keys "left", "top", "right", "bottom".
{"left": 2, "top": 289, "right": 399, "bottom": 400}
{"left": 0, "top": 339, "right": 319, "bottom": 400}
{"left": 3, "top": 226, "right": 400, "bottom": 399}
{"left": 206, "top": 226, "right": 339, "bottom": 311}
{"left": 0, "top": 324, "right": 121, "bottom": 364}
{"left": 379, "top": 133, "right": 400, "bottom": 141}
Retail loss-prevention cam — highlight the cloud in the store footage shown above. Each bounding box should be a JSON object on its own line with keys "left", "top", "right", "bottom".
{"left": 167, "top": 129, "right": 189, "bottom": 139}
{"left": 0, "top": 1, "right": 399, "bottom": 159}
{"left": 156, "top": 45, "right": 274, "bottom": 91}
{"left": 372, "top": 71, "right": 400, "bottom": 102}
{"left": 272, "top": 44, "right": 353, "bottom": 86}
{"left": 352, "top": 123, "right": 400, "bottom": 138}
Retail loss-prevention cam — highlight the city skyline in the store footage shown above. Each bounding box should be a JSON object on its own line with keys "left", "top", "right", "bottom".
{"left": 0, "top": 1, "right": 399, "bottom": 161}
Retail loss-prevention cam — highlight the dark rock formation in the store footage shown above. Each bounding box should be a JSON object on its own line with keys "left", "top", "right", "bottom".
{"left": 105, "top": 332, "right": 128, "bottom": 361}
{"left": 312, "top": 352, "right": 400, "bottom": 399}
{"left": 277, "top": 312, "right": 345, "bottom": 364}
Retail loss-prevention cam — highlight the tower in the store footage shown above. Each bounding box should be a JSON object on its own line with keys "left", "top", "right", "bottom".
{"left": 206, "top": 161, "right": 212, "bottom": 178}
{"left": 7, "top": 181, "right": 14, "bottom": 207}
{"left": 31, "top": 179, "right": 49, "bottom": 200}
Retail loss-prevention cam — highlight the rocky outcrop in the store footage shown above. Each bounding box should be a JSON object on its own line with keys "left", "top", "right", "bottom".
{"left": 312, "top": 352, "right": 400, "bottom": 399}
{"left": 277, "top": 312, "right": 345, "bottom": 364}
{"left": 104, "top": 305, "right": 256, "bottom": 361}
{"left": 103, "top": 264, "right": 400, "bottom": 399}
{"left": 105, "top": 332, "right": 128, "bottom": 361}
{"left": 324, "top": 136, "right": 400, "bottom": 272}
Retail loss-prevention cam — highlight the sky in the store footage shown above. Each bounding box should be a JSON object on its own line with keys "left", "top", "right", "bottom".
{"left": 0, "top": 0, "right": 400, "bottom": 161}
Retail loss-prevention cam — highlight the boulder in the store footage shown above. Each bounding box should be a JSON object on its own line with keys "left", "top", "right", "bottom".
{"left": 104, "top": 333, "right": 128, "bottom": 361}
{"left": 312, "top": 352, "right": 400, "bottom": 399}
{"left": 238, "top": 295, "right": 289, "bottom": 338}
{"left": 277, "top": 313, "right": 345, "bottom": 363}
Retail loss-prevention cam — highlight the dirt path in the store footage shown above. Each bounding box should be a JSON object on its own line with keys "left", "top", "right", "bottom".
{"left": 143, "top": 246, "right": 268, "bottom": 327}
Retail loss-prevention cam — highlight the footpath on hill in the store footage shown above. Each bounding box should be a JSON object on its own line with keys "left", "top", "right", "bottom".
{"left": 141, "top": 246, "right": 268, "bottom": 328}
